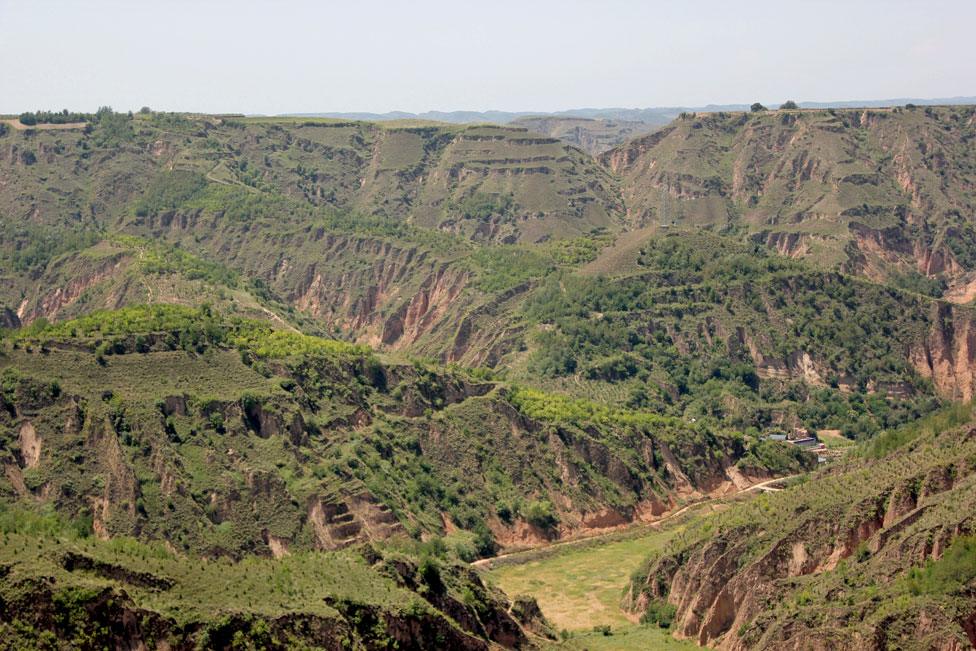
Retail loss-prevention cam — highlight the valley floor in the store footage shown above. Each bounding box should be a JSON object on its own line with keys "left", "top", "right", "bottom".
{"left": 484, "top": 504, "right": 722, "bottom": 650}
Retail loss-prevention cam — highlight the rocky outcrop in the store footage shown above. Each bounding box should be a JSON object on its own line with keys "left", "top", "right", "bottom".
{"left": 380, "top": 264, "right": 469, "bottom": 349}
{"left": 847, "top": 221, "right": 963, "bottom": 281}
{"left": 16, "top": 252, "right": 132, "bottom": 325}
{"left": 308, "top": 490, "right": 404, "bottom": 551}
{"left": 17, "top": 420, "right": 41, "bottom": 469}
{"left": 909, "top": 303, "right": 976, "bottom": 401}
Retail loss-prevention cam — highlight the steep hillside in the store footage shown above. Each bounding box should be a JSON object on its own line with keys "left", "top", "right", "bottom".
{"left": 0, "top": 110, "right": 628, "bottom": 365}
{"left": 603, "top": 106, "right": 976, "bottom": 294}
{"left": 504, "top": 232, "right": 976, "bottom": 444}
{"left": 3, "top": 105, "right": 976, "bottom": 649}
{"left": 626, "top": 405, "right": 976, "bottom": 650}
{"left": 0, "top": 306, "right": 806, "bottom": 561}
{"left": 5, "top": 113, "right": 976, "bottom": 456}
{"left": 0, "top": 505, "right": 532, "bottom": 650}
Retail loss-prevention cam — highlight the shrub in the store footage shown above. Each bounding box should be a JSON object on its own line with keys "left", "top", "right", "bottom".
{"left": 208, "top": 412, "right": 225, "bottom": 433}
{"left": 640, "top": 599, "right": 677, "bottom": 628}
{"left": 134, "top": 170, "right": 208, "bottom": 217}
{"left": 751, "top": 102, "right": 767, "bottom": 112}
{"left": 906, "top": 535, "right": 976, "bottom": 595}
{"left": 780, "top": 100, "right": 798, "bottom": 110}
{"left": 418, "top": 556, "right": 444, "bottom": 593}
{"left": 522, "top": 499, "right": 558, "bottom": 531}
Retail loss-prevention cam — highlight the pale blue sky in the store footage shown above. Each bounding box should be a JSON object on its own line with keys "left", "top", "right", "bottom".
{"left": 1, "top": 0, "right": 973, "bottom": 114}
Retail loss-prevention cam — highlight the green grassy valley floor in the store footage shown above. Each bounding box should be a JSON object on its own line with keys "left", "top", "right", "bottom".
{"left": 485, "top": 509, "right": 714, "bottom": 649}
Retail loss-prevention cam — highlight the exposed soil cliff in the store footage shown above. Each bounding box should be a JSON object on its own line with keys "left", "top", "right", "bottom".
{"left": 910, "top": 302, "right": 976, "bottom": 401}
{"left": 0, "top": 323, "right": 802, "bottom": 561}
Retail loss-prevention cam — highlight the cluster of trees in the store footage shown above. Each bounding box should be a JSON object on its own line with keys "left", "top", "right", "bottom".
{"left": 14, "top": 304, "right": 368, "bottom": 362}
{"left": 520, "top": 233, "right": 940, "bottom": 436}
{"left": 456, "top": 192, "right": 515, "bottom": 223}
{"left": 0, "top": 221, "right": 101, "bottom": 273}
{"left": 89, "top": 106, "right": 134, "bottom": 146}
{"left": 131, "top": 237, "right": 240, "bottom": 288}
{"left": 750, "top": 100, "right": 799, "bottom": 112}
{"left": 18, "top": 109, "right": 92, "bottom": 125}
{"left": 134, "top": 170, "right": 208, "bottom": 217}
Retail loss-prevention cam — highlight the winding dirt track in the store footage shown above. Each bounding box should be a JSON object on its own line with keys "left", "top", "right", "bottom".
{"left": 2, "top": 119, "right": 87, "bottom": 130}
{"left": 472, "top": 474, "right": 796, "bottom": 569}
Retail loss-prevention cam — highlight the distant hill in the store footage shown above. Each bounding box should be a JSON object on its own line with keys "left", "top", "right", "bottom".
{"left": 282, "top": 96, "right": 976, "bottom": 126}
{"left": 508, "top": 116, "right": 660, "bottom": 155}
{"left": 602, "top": 104, "right": 976, "bottom": 295}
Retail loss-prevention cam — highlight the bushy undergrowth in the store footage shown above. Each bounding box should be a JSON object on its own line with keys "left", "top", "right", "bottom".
{"left": 11, "top": 304, "right": 369, "bottom": 361}
{"left": 906, "top": 535, "right": 976, "bottom": 595}
{"left": 519, "top": 232, "right": 941, "bottom": 436}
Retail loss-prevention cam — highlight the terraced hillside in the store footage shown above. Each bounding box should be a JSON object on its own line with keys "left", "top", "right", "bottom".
{"left": 0, "top": 111, "right": 623, "bottom": 247}
{"left": 0, "top": 506, "right": 533, "bottom": 650}
{"left": 602, "top": 106, "right": 976, "bottom": 295}
{"left": 0, "top": 110, "right": 630, "bottom": 365}
{"left": 4, "top": 110, "right": 976, "bottom": 467}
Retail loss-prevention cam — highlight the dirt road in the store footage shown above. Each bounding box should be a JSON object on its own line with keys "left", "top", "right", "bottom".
{"left": 472, "top": 474, "right": 796, "bottom": 569}
{"left": 2, "top": 119, "right": 87, "bottom": 131}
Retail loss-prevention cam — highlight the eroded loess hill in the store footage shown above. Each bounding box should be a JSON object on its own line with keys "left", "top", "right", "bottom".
{"left": 602, "top": 106, "right": 976, "bottom": 296}
{"left": 626, "top": 405, "right": 976, "bottom": 650}
{"left": 0, "top": 508, "right": 532, "bottom": 650}
{"left": 0, "top": 306, "right": 808, "bottom": 561}
{"left": 0, "top": 111, "right": 629, "bottom": 365}
{"left": 0, "top": 113, "right": 623, "bottom": 248}
{"left": 506, "top": 232, "right": 976, "bottom": 448}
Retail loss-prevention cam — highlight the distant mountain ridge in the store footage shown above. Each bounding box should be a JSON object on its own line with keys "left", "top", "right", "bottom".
{"left": 280, "top": 96, "right": 976, "bottom": 125}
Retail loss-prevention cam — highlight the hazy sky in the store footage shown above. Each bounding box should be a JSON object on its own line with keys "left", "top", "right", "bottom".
{"left": 1, "top": 0, "right": 973, "bottom": 114}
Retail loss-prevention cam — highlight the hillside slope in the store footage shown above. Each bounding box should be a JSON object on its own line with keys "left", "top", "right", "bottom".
{"left": 0, "top": 516, "right": 532, "bottom": 650}
{"left": 0, "top": 111, "right": 628, "bottom": 366}
{"left": 603, "top": 106, "right": 976, "bottom": 294}
{"left": 3, "top": 105, "right": 976, "bottom": 648}
{"left": 1, "top": 306, "right": 808, "bottom": 559}
{"left": 0, "top": 113, "right": 623, "bottom": 246}
{"left": 626, "top": 405, "right": 976, "bottom": 650}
